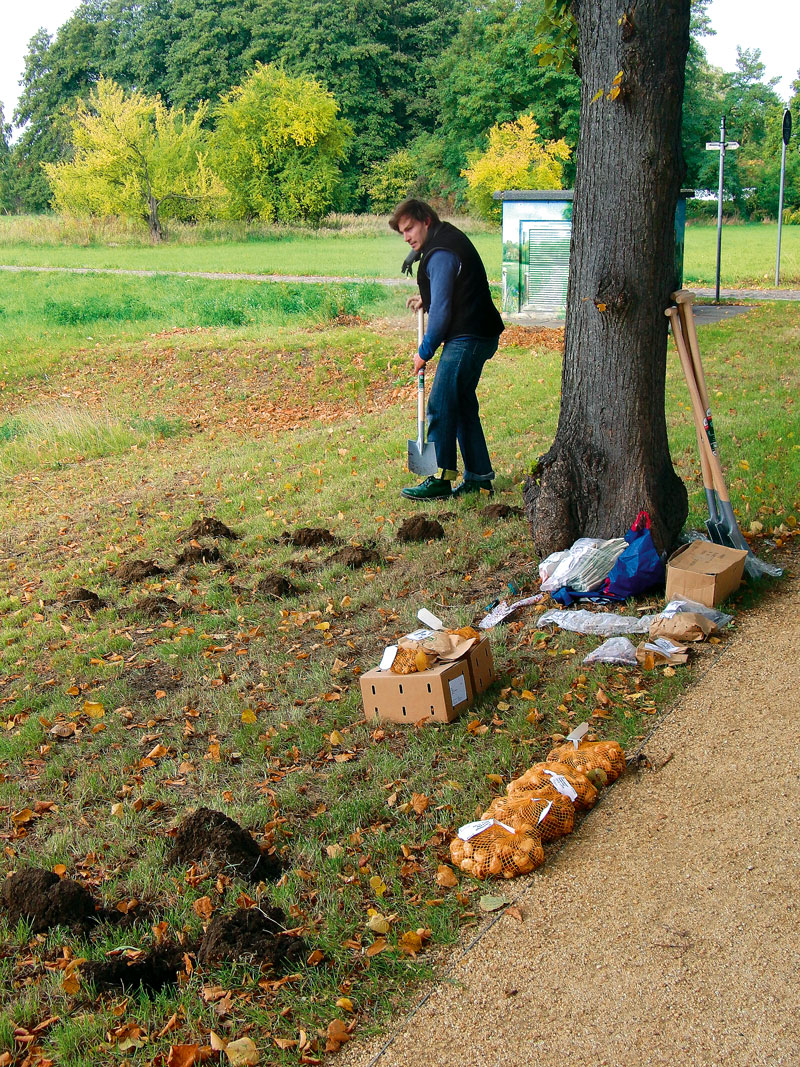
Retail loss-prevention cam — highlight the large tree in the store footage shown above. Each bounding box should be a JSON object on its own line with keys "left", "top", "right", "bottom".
{"left": 524, "top": 0, "right": 691, "bottom": 555}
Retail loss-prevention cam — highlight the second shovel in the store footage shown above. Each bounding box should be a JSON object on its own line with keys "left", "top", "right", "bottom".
{"left": 407, "top": 307, "right": 438, "bottom": 476}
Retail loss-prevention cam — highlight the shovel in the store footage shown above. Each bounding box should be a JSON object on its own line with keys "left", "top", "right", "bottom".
{"left": 407, "top": 307, "right": 438, "bottom": 476}
{"left": 666, "top": 302, "right": 782, "bottom": 580}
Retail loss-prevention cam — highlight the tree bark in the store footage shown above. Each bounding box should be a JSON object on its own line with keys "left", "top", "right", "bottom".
{"left": 147, "top": 193, "right": 164, "bottom": 241}
{"left": 524, "top": 0, "right": 690, "bottom": 555}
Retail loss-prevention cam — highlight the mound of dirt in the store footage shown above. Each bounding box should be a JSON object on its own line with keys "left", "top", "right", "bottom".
{"left": 0, "top": 868, "right": 98, "bottom": 934}
{"left": 175, "top": 545, "right": 221, "bottom": 566}
{"left": 82, "top": 944, "right": 185, "bottom": 993}
{"left": 282, "top": 527, "right": 336, "bottom": 548}
{"left": 135, "top": 595, "right": 182, "bottom": 618}
{"left": 396, "top": 515, "right": 445, "bottom": 542}
{"left": 177, "top": 517, "right": 239, "bottom": 541}
{"left": 166, "top": 807, "right": 282, "bottom": 883}
{"left": 126, "top": 660, "right": 183, "bottom": 698}
{"left": 198, "top": 906, "right": 306, "bottom": 969}
{"left": 62, "top": 587, "right": 106, "bottom": 610}
{"left": 257, "top": 573, "right": 299, "bottom": 599}
{"left": 327, "top": 546, "right": 380, "bottom": 569}
{"left": 116, "top": 559, "right": 166, "bottom": 582}
{"left": 481, "top": 503, "right": 524, "bottom": 520}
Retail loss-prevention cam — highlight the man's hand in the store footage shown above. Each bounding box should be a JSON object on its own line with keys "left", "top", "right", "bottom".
{"left": 413, "top": 353, "right": 426, "bottom": 374}
{"left": 406, "top": 294, "right": 423, "bottom": 311}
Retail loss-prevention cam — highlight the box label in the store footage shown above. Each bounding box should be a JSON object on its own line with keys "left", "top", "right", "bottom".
{"left": 449, "top": 674, "right": 468, "bottom": 707}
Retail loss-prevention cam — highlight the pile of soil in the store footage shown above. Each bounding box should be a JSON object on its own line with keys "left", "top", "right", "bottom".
{"left": 177, "top": 517, "right": 239, "bottom": 541}
{"left": 257, "top": 573, "right": 299, "bottom": 599}
{"left": 327, "top": 546, "right": 380, "bottom": 569}
{"left": 481, "top": 503, "right": 524, "bottom": 520}
{"left": 175, "top": 545, "right": 221, "bottom": 566}
{"left": 62, "top": 587, "right": 106, "bottom": 610}
{"left": 198, "top": 906, "right": 306, "bottom": 968}
{"left": 126, "top": 660, "right": 183, "bottom": 698}
{"left": 396, "top": 515, "right": 445, "bottom": 542}
{"left": 82, "top": 944, "right": 185, "bottom": 992}
{"left": 166, "top": 807, "right": 282, "bottom": 883}
{"left": 116, "top": 559, "right": 166, "bottom": 582}
{"left": 282, "top": 527, "right": 336, "bottom": 548}
{"left": 135, "top": 595, "right": 182, "bottom": 618}
{"left": 0, "top": 868, "right": 98, "bottom": 934}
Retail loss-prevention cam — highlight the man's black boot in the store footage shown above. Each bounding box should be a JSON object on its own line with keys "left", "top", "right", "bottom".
{"left": 401, "top": 475, "right": 453, "bottom": 500}
{"left": 452, "top": 478, "right": 494, "bottom": 498}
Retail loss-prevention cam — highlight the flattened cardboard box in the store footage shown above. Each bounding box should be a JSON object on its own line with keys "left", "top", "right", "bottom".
{"left": 665, "top": 541, "right": 747, "bottom": 608}
{"left": 360, "top": 658, "right": 474, "bottom": 724}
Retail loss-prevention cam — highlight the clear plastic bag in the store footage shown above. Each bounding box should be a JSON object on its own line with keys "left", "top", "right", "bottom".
{"left": 540, "top": 538, "right": 628, "bottom": 593}
{"left": 582, "top": 637, "right": 638, "bottom": 666}
{"left": 659, "top": 596, "right": 733, "bottom": 628}
{"left": 539, "top": 608, "right": 655, "bottom": 636}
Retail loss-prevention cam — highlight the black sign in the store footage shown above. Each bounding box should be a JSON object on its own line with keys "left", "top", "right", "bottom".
{"left": 784, "top": 109, "right": 792, "bottom": 147}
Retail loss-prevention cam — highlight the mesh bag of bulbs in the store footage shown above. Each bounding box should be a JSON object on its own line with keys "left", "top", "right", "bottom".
{"left": 390, "top": 626, "right": 482, "bottom": 675}
{"left": 449, "top": 737, "right": 625, "bottom": 879}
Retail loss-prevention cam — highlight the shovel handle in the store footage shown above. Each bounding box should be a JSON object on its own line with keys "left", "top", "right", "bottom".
{"left": 416, "top": 308, "right": 426, "bottom": 444}
{"left": 667, "top": 307, "right": 731, "bottom": 505}
{"left": 673, "top": 289, "right": 717, "bottom": 452}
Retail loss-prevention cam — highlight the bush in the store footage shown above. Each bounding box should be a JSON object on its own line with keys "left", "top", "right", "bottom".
{"left": 461, "top": 114, "right": 570, "bottom": 222}
{"left": 363, "top": 150, "right": 418, "bottom": 213}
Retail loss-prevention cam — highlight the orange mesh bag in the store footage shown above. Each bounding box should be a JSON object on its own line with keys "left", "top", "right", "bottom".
{"left": 450, "top": 821, "right": 544, "bottom": 880}
{"left": 493, "top": 793, "right": 576, "bottom": 843}
{"left": 390, "top": 646, "right": 419, "bottom": 674}
{"left": 507, "top": 761, "right": 598, "bottom": 809}
{"left": 548, "top": 740, "right": 625, "bottom": 782}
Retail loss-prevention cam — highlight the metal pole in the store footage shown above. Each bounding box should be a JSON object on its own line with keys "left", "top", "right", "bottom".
{"left": 775, "top": 109, "right": 790, "bottom": 287}
{"left": 715, "top": 115, "right": 725, "bottom": 304}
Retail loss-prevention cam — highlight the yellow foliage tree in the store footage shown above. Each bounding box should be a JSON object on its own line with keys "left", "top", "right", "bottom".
{"left": 462, "top": 114, "right": 570, "bottom": 222}
{"left": 45, "top": 77, "right": 224, "bottom": 240}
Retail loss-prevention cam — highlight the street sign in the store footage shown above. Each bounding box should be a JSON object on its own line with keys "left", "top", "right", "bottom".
{"left": 705, "top": 141, "right": 739, "bottom": 150}
{"left": 777, "top": 109, "right": 792, "bottom": 284}
{"left": 783, "top": 109, "right": 792, "bottom": 147}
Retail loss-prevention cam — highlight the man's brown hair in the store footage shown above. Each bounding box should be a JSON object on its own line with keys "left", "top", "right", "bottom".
{"left": 388, "top": 198, "right": 441, "bottom": 232}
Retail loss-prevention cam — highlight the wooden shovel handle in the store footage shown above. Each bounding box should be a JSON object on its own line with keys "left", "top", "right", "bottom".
{"left": 672, "top": 290, "right": 712, "bottom": 414}
{"left": 666, "top": 307, "right": 731, "bottom": 505}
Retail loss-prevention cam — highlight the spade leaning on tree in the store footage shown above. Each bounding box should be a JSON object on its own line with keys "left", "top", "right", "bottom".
{"left": 390, "top": 198, "right": 505, "bottom": 501}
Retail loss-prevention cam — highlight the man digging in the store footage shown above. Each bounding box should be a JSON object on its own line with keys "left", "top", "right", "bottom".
{"left": 391, "top": 198, "right": 504, "bottom": 500}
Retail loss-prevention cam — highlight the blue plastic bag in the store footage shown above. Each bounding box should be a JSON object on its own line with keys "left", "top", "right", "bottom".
{"left": 602, "top": 511, "right": 665, "bottom": 600}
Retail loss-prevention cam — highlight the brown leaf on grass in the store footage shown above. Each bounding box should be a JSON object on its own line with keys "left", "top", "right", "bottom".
{"left": 167, "top": 1045, "right": 201, "bottom": 1067}
{"left": 335, "top": 997, "right": 355, "bottom": 1013}
{"left": 11, "top": 808, "right": 34, "bottom": 827}
{"left": 411, "top": 793, "right": 429, "bottom": 814}
{"left": 306, "top": 949, "right": 325, "bottom": 967}
{"left": 110, "top": 1022, "right": 148, "bottom": 1050}
{"left": 398, "top": 929, "right": 428, "bottom": 955}
{"left": 326, "top": 843, "right": 344, "bottom": 859}
{"left": 435, "top": 865, "right": 458, "bottom": 889}
{"left": 193, "top": 896, "right": 214, "bottom": 921}
{"left": 595, "top": 687, "right": 610, "bottom": 705}
{"left": 365, "top": 938, "right": 387, "bottom": 957}
{"left": 273, "top": 1037, "right": 298, "bottom": 1050}
{"left": 146, "top": 743, "right": 168, "bottom": 761}
{"left": 223, "top": 1037, "right": 260, "bottom": 1065}
{"left": 325, "top": 1019, "right": 352, "bottom": 1053}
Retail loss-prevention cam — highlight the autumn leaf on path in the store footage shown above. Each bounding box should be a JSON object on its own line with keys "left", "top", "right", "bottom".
{"left": 325, "top": 1018, "right": 352, "bottom": 1053}
{"left": 436, "top": 865, "right": 458, "bottom": 889}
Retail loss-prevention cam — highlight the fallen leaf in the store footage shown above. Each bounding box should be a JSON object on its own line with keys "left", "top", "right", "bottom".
{"left": 325, "top": 1018, "right": 351, "bottom": 1053}
{"left": 367, "top": 913, "right": 391, "bottom": 934}
{"left": 505, "top": 905, "right": 524, "bottom": 923}
{"left": 110, "top": 802, "right": 125, "bottom": 818}
{"left": 435, "top": 865, "right": 458, "bottom": 889}
{"left": 398, "top": 930, "right": 423, "bottom": 955}
{"left": 167, "top": 1045, "right": 201, "bottom": 1067}
{"left": 224, "top": 1037, "right": 260, "bottom": 1066}
{"left": 83, "top": 700, "right": 105, "bottom": 718}
{"left": 11, "top": 808, "right": 33, "bottom": 827}
{"left": 306, "top": 949, "right": 325, "bottom": 967}
{"left": 335, "top": 997, "right": 355, "bottom": 1013}
{"left": 365, "top": 938, "right": 387, "bottom": 957}
{"left": 369, "top": 875, "right": 387, "bottom": 897}
{"left": 326, "top": 843, "right": 344, "bottom": 859}
{"left": 241, "top": 709, "right": 257, "bottom": 724}
{"left": 193, "top": 896, "right": 214, "bottom": 921}
{"left": 146, "top": 743, "right": 168, "bottom": 761}
{"left": 411, "top": 792, "right": 429, "bottom": 814}
{"left": 479, "top": 894, "right": 509, "bottom": 913}
{"left": 329, "top": 730, "right": 345, "bottom": 747}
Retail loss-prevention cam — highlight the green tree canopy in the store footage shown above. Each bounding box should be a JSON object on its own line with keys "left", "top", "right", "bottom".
{"left": 45, "top": 77, "right": 222, "bottom": 238}
{"left": 211, "top": 63, "right": 350, "bottom": 222}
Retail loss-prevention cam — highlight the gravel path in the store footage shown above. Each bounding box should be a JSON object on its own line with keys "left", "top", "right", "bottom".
{"left": 344, "top": 550, "right": 800, "bottom": 1067}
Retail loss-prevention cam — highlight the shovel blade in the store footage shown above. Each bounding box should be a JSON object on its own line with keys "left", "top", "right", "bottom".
{"left": 407, "top": 440, "right": 438, "bottom": 476}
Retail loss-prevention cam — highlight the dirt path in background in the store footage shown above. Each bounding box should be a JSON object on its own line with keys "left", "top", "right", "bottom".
{"left": 344, "top": 545, "right": 800, "bottom": 1067}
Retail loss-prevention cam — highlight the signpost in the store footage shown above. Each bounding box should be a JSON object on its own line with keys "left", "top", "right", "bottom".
{"left": 706, "top": 116, "right": 739, "bottom": 303}
{"left": 775, "top": 108, "right": 792, "bottom": 286}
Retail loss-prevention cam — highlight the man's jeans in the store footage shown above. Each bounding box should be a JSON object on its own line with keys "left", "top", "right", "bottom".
{"left": 426, "top": 335, "right": 498, "bottom": 480}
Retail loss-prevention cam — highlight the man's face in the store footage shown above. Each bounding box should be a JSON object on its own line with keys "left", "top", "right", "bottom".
{"left": 397, "top": 214, "right": 430, "bottom": 252}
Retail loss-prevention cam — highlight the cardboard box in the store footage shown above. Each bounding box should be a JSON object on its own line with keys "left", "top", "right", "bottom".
{"left": 665, "top": 541, "right": 747, "bottom": 607}
{"left": 467, "top": 635, "right": 496, "bottom": 696}
{"left": 360, "top": 657, "right": 474, "bottom": 724}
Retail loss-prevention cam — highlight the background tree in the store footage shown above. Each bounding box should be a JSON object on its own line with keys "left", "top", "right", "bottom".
{"left": 211, "top": 63, "right": 349, "bottom": 223}
{"left": 524, "top": 0, "right": 691, "bottom": 555}
{"left": 0, "top": 104, "right": 12, "bottom": 212}
{"left": 462, "top": 113, "right": 570, "bottom": 221}
{"left": 45, "top": 77, "right": 222, "bottom": 239}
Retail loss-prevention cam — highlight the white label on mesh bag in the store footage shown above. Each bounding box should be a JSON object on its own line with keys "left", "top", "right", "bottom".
{"left": 404, "top": 628, "right": 435, "bottom": 642}
{"left": 417, "top": 608, "right": 444, "bottom": 630}
{"left": 449, "top": 674, "right": 468, "bottom": 706}
{"left": 378, "top": 645, "right": 398, "bottom": 671}
{"left": 457, "top": 818, "right": 516, "bottom": 841}
{"left": 537, "top": 800, "right": 553, "bottom": 825}
{"left": 542, "top": 770, "right": 578, "bottom": 802}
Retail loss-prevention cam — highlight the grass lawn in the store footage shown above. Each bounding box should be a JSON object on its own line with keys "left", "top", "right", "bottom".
{"left": 0, "top": 269, "right": 797, "bottom": 1066}
{"left": 2, "top": 215, "right": 800, "bottom": 289}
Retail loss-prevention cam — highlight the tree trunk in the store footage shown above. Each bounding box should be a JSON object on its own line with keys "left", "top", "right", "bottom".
{"left": 524, "top": 0, "right": 691, "bottom": 555}
{"left": 147, "top": 194, "right": 164, "bottom": 241}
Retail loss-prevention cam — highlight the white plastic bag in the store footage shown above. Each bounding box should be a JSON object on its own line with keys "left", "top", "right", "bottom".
{"left": 540, "top": 537, "right": 628, "bottom": 593}
{"left": 539, "top": 608, "right": 656, "bottom": 636}
{"left": 659, "top": 595, "right": 733, "bottom": 628}
{"left": 583, "top": 637, "right": 638, "bottom": 666}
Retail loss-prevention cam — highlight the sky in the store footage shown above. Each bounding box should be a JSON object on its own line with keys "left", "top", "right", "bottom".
{"left": 1, "top": 0, "right": 798, "bottom": 134}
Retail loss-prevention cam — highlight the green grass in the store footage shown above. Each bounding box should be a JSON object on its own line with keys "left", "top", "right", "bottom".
{"left": 0, "top": 268, "right": 797, "bottom": 1065}
{"left": 683, "top": 221, "right": 800, "bottom": 288}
